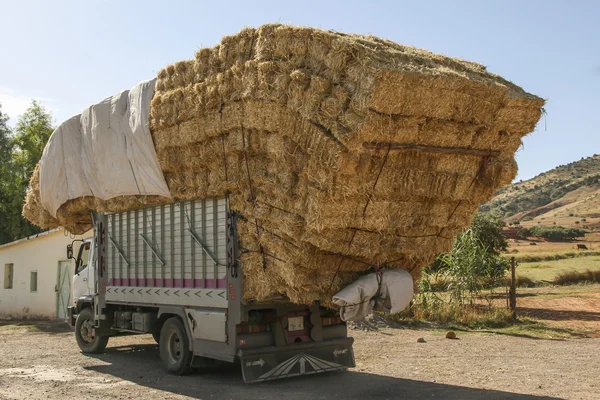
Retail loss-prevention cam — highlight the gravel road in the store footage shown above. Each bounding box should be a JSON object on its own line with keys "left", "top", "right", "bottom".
{"left": 0, "top": 322, "right": 597, "bottom": 400}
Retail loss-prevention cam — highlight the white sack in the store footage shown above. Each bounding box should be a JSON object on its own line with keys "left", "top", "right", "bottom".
{"left": 39, "top": 79, "right": 171, "bottom": 217}
{"left": 332, "top": 269, "right": 414, "bottom": 321}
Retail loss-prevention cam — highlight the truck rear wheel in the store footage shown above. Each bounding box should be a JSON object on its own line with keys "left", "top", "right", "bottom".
{"left": 159, "top": 317, "right": 193, "bottom": 375}
{"left": 75, "top": 307, "right": 109, "bottom": 354}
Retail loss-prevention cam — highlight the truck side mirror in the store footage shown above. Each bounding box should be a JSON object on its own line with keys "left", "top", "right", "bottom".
{"left": 67, "top": 244, "right": 73, "bottom": 259}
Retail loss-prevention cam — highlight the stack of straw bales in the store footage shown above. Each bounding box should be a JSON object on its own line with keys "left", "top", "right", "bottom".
{"left": 23, "top": 24, "right": 544, "bottom": 305}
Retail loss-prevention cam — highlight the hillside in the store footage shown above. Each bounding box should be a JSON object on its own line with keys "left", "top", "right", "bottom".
{"left": 482, "top": 154, "right": 600, "bottom": 228}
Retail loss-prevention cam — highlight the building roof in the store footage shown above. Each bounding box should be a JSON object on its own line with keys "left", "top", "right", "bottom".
{"left": 0, "top": 228, "right": 64, "bottom": 250}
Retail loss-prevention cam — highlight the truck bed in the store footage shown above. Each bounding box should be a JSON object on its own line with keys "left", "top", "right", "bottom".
{"left": 105, "top": 197, "right": 228, "bottom": 309}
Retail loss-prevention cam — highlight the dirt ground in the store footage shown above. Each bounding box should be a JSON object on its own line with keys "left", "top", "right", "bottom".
{"left": 0, "top": 321, "right": 598, "bottom": 400}
{"left": 516, "top": 285, "right": 600, "bottom": 337}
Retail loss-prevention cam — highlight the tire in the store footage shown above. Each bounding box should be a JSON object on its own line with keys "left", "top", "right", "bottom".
{"left": 159, "top": 317, "right": 193, "bottom": 375}
{"left": 75, "top": 307, "right": 109, "bottom": 354}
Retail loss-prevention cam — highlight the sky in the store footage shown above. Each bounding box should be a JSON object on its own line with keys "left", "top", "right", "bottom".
{"left": 0, "top": 0, "right": 598, "bottom": 181}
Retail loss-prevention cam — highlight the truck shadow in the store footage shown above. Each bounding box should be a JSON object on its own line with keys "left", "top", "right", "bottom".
{"left": 84, "top": 343, "right": 559, "bottom": 400}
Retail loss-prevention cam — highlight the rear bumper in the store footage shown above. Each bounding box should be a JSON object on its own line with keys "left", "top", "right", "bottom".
{"left": 239, "top": 337, "right": 355, "bottom": 383}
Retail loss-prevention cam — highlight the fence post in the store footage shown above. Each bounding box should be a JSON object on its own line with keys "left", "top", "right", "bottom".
{"left": 509, "top": 256, "right": 517, "bottom": 320}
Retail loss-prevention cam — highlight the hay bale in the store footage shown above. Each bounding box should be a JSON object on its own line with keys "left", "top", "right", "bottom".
{"left": 22, "top": 24, "right": 544, "bottom": 306}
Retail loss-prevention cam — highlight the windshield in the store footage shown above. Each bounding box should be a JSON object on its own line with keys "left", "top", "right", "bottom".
{"left": 76, "top": 241, "right": 91, "bottom": 274}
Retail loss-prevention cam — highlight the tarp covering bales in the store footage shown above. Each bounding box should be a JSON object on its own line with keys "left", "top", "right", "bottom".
{"left": 22, "top": 24, "right": 544, "bottom": 305}
{"left": 35, "top": 78, "right": 171, "bottom": 221}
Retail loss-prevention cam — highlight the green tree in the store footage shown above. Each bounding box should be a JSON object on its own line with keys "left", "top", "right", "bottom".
{"left": 430, "top": 211, "right": 508, "bottom": 274}
{"left": 0, "top": 104, "right": 14, "bottom": 243}
{"left": 470, "top": 212, "right": 508, "bottom": 255}
{"left": 0, "top": 101, "right": 54, "bottom": 243}
{"left": 0, "top": 105, "right": 11, "bottom": 165}
{"left": 431, "top": 229, "right": 509, "bottom": 305}
{"left": 12, "top": 101, "right": 53, "bottom": 180}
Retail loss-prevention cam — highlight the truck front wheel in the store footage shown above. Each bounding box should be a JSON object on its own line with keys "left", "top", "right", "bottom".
{"left": 159, "top": 317, "right": 193, "bottom": 375}
{"left": 75, "top": 307, "right": 109, "bottom": 354}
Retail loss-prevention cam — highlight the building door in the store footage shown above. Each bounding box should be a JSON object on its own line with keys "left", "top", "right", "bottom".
{"left": 56, "top": 261, "right": 72, "bottom": 319}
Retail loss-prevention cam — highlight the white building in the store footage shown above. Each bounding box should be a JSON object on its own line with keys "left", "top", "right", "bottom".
{"left": 0, "top": 229, "right": 90, "bottom": 319}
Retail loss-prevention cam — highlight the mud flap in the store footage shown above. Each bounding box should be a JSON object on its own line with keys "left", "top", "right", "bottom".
{"left": 239, "top": 337, "right": 355, "bottom": 383}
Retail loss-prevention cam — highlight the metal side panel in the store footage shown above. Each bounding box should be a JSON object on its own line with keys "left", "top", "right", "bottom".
{"left": 187, "top": 309, "right": 227, "bottom": 342}
{"left": 104, "top": 196, "right": 228, "bottom": 289}
{"left": 105, "top": 286, "right": 227, "bottom": 308}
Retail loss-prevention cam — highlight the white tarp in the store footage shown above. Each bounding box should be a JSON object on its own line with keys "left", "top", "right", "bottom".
{"left": 39, "top": 79, "right": 171, "bottom": 217}
{"left": 332, "top": 269, "right": 414, "bottom": 321}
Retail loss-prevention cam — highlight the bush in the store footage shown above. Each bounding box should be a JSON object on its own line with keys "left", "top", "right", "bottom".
{"left": 428, "top": 229, "right": 510, "bottom": 303}
{"left": 515, "top": 251, "right": 600, "bottom": 263}
{"left": 398, "top": 300, "right": 514, "bottom": 329}
{"left": 511, "top": 276, "right": 536, "bottom": 288}
{"left": 553, "top": 269, "right": 600, "bottom": 285}
{"left": 409, "top": 212, "right": 513, "bottom": 328}
{"left": 520, "top": 225, "right": 586, "bottom": 241}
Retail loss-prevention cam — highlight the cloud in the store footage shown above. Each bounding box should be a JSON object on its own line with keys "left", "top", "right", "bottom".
{"left": 0, "top": 88, "right": 57, "bottom": 125}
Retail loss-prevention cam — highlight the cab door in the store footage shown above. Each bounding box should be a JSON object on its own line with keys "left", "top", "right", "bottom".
{"left": 56, "top": 261, "right": 72, "bottom": 319}
{"left": 73, "top": 240, "right": 93, "bottom": 301}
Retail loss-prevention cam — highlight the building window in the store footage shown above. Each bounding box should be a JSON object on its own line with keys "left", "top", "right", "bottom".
{"left": 3, "top": 264, "right": 13, "bottom": 289}
{"left": 30, "top": 271, "right": 38, "bottom": 292}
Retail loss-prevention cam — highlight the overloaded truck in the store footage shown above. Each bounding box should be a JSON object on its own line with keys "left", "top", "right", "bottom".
{"left": 67, "top": 197, "right": 355, "bottom": 383}
{"left": 22, "top": 24, "right": 544, "bottom": 385}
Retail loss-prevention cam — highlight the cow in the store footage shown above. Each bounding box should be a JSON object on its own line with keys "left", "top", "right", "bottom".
{"left": 577, "top": 244, "right": 588, "bottom": 250}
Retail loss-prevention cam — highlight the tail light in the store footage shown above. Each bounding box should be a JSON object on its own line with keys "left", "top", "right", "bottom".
{"left": 236, "top": 323, "right": 270, "bottom": 334}
{"left": 321, "top": 316, "right": 343, "bottom": 326}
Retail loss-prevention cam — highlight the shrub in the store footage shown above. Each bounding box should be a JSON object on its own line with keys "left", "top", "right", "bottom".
{"left": 397, "top": 297, "right": 514, "bottom": 329}
{"left": 427, "top": 229, "right": 510, "bottom": 304}
{"left": 504, "top": 275, "right": 536, "bottom": 287}
{"left": 553, "top": 269, "right": 600, "bottom": 285}
{"left": 514, "top": 251, "right": 600, "bottom": 263}
{"left": 515, "top": 276, "right": 536, "bottom": 288}
{"left": 520, "top": 226, "right": 586, "bottom": 241}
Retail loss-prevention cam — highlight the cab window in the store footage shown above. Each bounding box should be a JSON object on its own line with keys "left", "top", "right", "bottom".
{"left": 75, "top": 242, "right": 91, "bottom": 274}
